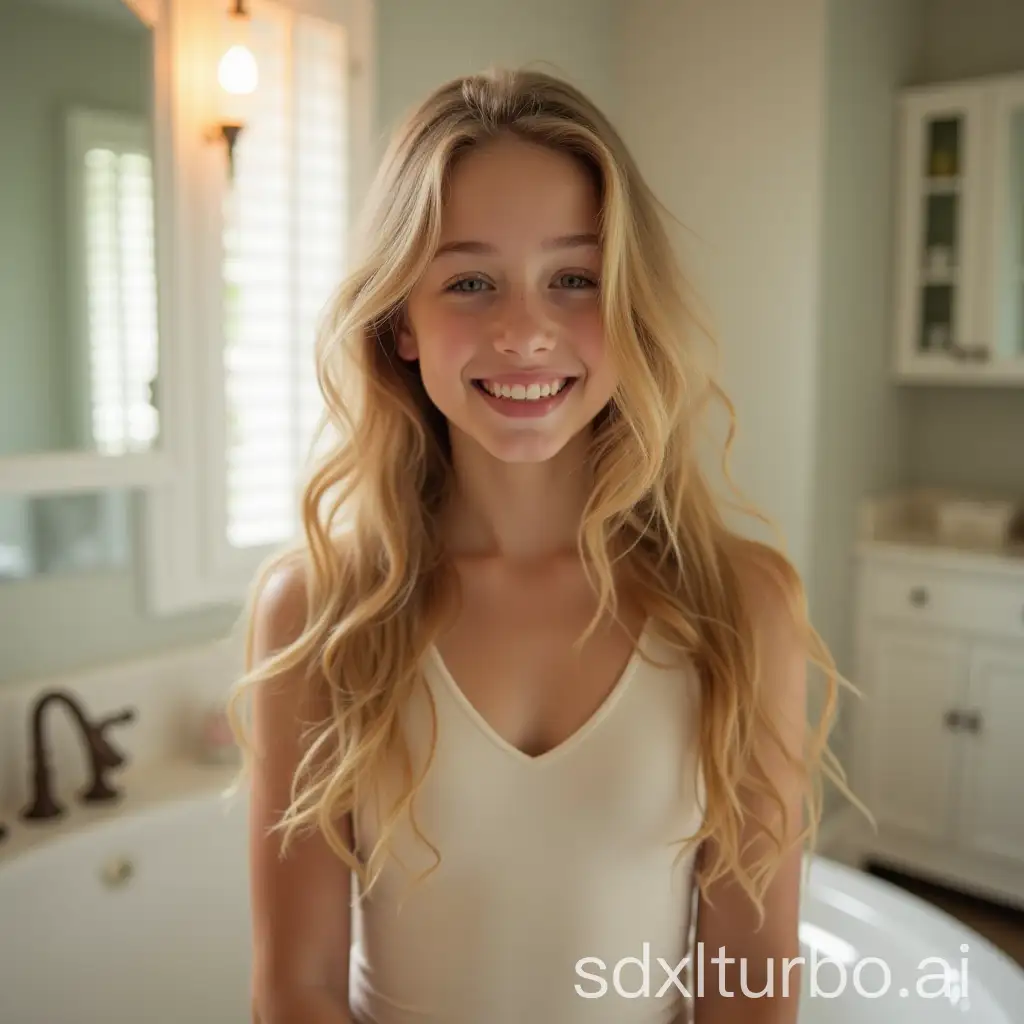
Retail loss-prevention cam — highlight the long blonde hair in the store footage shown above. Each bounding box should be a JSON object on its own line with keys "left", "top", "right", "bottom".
{"left": 229, "top": 66, "right": 861, "bottom": 925}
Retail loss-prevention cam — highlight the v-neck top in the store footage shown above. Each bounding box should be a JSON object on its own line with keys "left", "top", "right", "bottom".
{"left": 349, "top": 620, "right": 706, "bottom": 1024}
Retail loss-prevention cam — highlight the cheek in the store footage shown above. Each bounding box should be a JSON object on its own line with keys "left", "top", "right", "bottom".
{"left": 414, "top": 308, "right": 480, "bottom": 382}
{"left": 569, "top": 308, "right": 610, "bottom": 371}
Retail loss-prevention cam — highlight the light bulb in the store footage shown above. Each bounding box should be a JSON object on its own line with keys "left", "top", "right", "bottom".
{"left": 218, "top": 44, "right": 258, "bottom": 96}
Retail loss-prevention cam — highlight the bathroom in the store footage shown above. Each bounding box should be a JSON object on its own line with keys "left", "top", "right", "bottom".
{"left": 0, "top": 0, "right": 1022, "bottom": 1020}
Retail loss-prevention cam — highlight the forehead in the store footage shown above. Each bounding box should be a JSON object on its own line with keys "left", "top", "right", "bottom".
{"left": 439, "top": 135, "right": 601, "bottom": 244}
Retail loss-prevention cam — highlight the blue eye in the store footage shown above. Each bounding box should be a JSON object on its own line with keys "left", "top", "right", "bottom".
{"left": 556, "top": 273, "right": 597, "bottom": 289}
{"left": 447, "top": 277, "right": 491, "bottom": 293}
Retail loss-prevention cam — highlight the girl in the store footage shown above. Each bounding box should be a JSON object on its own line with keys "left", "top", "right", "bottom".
{"left": 232, "top": 67, "right": 855, "bottom": 1024}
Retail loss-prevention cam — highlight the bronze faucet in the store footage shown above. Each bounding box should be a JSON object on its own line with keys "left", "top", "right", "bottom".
{"left": 20, "top": 689, "right": 136, "bottom": 822}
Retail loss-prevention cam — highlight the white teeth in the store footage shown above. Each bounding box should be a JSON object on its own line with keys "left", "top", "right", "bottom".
{"left": 480, "top": 378, "right": 569, "bottom": 401}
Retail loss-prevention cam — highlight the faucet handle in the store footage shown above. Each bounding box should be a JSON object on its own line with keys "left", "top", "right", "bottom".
{"left": 97, "top": 707, "right": 137, "bottom": 735}
{"left": 80, "top": 705, "right": 137, "bottom": 805}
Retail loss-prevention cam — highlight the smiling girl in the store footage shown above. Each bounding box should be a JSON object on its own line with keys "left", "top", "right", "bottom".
{"left": 232, "top": 67, "right": 855, "bottom": 1024}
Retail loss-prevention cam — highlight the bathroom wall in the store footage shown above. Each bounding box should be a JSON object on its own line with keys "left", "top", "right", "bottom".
{"left": 375, "top": 0, "right": 619, "bottom": 151}
{"left": 902, "top": 0, "right": 1024, "bottom": 497}
{"left": 616, "top": 0, "right": 830, "bottom": 582}
{"left": 10, "top": 0, "right": 999, "bottom": 699}
{"left": 808, "top": 0, "right": 924, "bottom": 679}
{"left": 0, "top": 0, "right": 621, "bottom": 685}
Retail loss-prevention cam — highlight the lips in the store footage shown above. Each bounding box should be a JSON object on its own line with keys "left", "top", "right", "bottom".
{"left": 470, "top": 374, "right": 580, "bottom": 418}
{"left": 474, "top": 377, "right": 572, "bottom": 402}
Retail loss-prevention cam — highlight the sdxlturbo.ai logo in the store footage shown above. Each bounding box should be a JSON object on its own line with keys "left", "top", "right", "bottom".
{"left": 575, "top": 942, "right": 971, "bottom": 1003}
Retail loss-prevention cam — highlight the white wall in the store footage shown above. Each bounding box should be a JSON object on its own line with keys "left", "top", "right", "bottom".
{"left": 809, "top": 0, "right": 923, "bottom": 679}
{"left": 375, "top": 0, "right": 620, "bottom": 141}
{"left": 615, "top": 0, "right": 829, "bottom": 579}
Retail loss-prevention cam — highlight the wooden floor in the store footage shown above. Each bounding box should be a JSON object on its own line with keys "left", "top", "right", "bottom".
{"left": 866, "top": 863, "right": 1024, "bottom": 968}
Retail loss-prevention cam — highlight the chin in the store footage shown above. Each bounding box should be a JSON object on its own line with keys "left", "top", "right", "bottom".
{"left": 434, "top": 382, "right": 607, "bottom": 466}
{"left": 468, "top": 427, "right": 576, "bottom": 464}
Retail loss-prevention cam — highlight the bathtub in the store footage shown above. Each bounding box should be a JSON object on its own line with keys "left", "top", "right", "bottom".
{"left": 1, "top": 766, "right": 1022, "bottom": 1023}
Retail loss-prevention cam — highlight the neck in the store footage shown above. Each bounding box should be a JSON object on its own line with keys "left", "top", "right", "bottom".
{"left": 443, "top": 429, "right": 592, "bottom": 562}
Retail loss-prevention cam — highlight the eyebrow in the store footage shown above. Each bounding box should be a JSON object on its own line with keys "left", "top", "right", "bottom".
{"left": 433, "top": 232, "right": 601, "bottom": 257}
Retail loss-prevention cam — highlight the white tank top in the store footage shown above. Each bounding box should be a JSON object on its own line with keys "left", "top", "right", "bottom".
{"left": 349, "top": 619, "right": 706, "bottom": 1024}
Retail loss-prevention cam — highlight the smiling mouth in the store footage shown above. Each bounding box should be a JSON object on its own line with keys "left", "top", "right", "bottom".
{"left": 471, "top": 377, "right": 577, "bottom": 402}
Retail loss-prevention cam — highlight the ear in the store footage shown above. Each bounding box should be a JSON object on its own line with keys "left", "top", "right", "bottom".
{"left": 394, "top": 311, "right": 419, "bottom": 361}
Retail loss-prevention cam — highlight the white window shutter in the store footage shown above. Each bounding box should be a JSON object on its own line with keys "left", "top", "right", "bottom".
{"left": 69, "top": 111, "right": 159, "bottom": 456}
{"left": 219, "top": 2, "right": 348, "bottom": 554}
{"left": 141, "top": 0, "right": 373, "bottom": 615}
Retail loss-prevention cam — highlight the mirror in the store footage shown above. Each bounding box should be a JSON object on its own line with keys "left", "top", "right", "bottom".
{"left": 0, "top": 0, "right": 160, "bottom": 461}
{"left": 0, "top": 491, "right": 132, "bottom": 581}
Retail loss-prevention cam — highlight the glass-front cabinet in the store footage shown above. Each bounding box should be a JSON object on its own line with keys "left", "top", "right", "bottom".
{"left": 989, "top": 81, "right": 1024, "bottom": 371}
{"left": 893, "top": 75, "right": 1024, "bottom": 384}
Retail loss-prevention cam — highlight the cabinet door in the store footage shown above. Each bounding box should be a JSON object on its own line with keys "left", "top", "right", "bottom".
{"left": 894, "top": 85, "right": 989, "bottom": 380}
{"left": 957, "top": 643, "right": 1024, "bottom": 864}
{"left": 860, "top": 627, "right": 968, "bottom": 844}
{"left": 983, "top": 80, "right": 1024, "bottom": 375}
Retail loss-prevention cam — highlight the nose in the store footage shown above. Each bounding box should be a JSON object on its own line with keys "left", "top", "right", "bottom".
{"left": 493, "top": 293, "right": 555, "bottom": 358}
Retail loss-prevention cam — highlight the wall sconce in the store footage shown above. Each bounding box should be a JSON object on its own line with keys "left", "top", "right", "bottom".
{"left": 215, "top": 0, "right": 258, "bottom": 178}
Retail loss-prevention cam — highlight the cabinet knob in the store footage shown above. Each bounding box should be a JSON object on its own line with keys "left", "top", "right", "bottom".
{"left": 962, "top": 711, "right": 983, "bottom": 735}
{"left": 943, "top": 709, "right": 962, "bottom": 731}
{"left": 908, "top": 586, "right": 930, "bottom": 608}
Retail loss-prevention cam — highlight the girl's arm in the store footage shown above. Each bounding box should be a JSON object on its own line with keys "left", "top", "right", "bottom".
{"left": 691, "top": 559, "right": 808, "bottom": 1024}
{"left": 248, "top": 564, "right": 354, "bottom": 1024}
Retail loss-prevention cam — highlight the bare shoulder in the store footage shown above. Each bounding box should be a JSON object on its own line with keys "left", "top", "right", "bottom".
{"left": 729, "top": 540, "right": 806, "bottom": 651}
{"left": 727, "top": 540, "right": 809, "bottom": 720}
{"left": 249, "top": 549, "right": 313, "bottom": 661}
{"left": 245, "top": 551, "right": 327, "bottom": 730}
{"left": 244, "top": 547, "right": 340, "bottom": 774}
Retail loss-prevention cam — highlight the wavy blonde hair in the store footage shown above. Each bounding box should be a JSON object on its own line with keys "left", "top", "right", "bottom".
{"left": 228, "top": 66, "right": 863, "bottom": 926}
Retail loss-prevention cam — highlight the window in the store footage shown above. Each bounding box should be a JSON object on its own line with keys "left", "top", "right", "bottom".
{"left": 143, "top": 0, "right": 372, "bottom": 614}
{"left": 67, "top": 110, "right": 159, "bottom": 456}
{"left": 221, "top": 2, "right": 348, "bottom": 551}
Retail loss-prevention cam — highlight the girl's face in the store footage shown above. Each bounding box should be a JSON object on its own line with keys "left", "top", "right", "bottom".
{"left": 398, "top": 135, "right": 617, "bottom": 464}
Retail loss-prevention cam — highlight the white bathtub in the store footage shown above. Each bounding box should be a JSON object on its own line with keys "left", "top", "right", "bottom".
{"left": 1, "top": 766, "right": 1022, "bottom": 1023}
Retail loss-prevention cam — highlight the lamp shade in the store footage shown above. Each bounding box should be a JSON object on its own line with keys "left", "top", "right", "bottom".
{"left": 217, "top": 6, "right": 258, "bottom": 127}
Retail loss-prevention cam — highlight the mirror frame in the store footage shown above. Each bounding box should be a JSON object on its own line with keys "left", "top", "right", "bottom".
{"left": 0, "top": 0, "right": 175, "bottom": 498}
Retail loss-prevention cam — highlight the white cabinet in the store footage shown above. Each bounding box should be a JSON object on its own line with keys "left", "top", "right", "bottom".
{"left": 958, "top": 644, "right": 1024, "bottom": 864}
{"left": 851, "top": 548, "right": 1024, "bottom": 908}
{"left": 893, "top": 74, "right": 1024, "bottom": 385}
{"left": 860, "top": 628, "right": 965, "bottom": 846}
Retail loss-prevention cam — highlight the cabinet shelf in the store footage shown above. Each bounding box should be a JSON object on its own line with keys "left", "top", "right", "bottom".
{"left": 893, "top": 74, "right": 1024, "bottom": 385}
